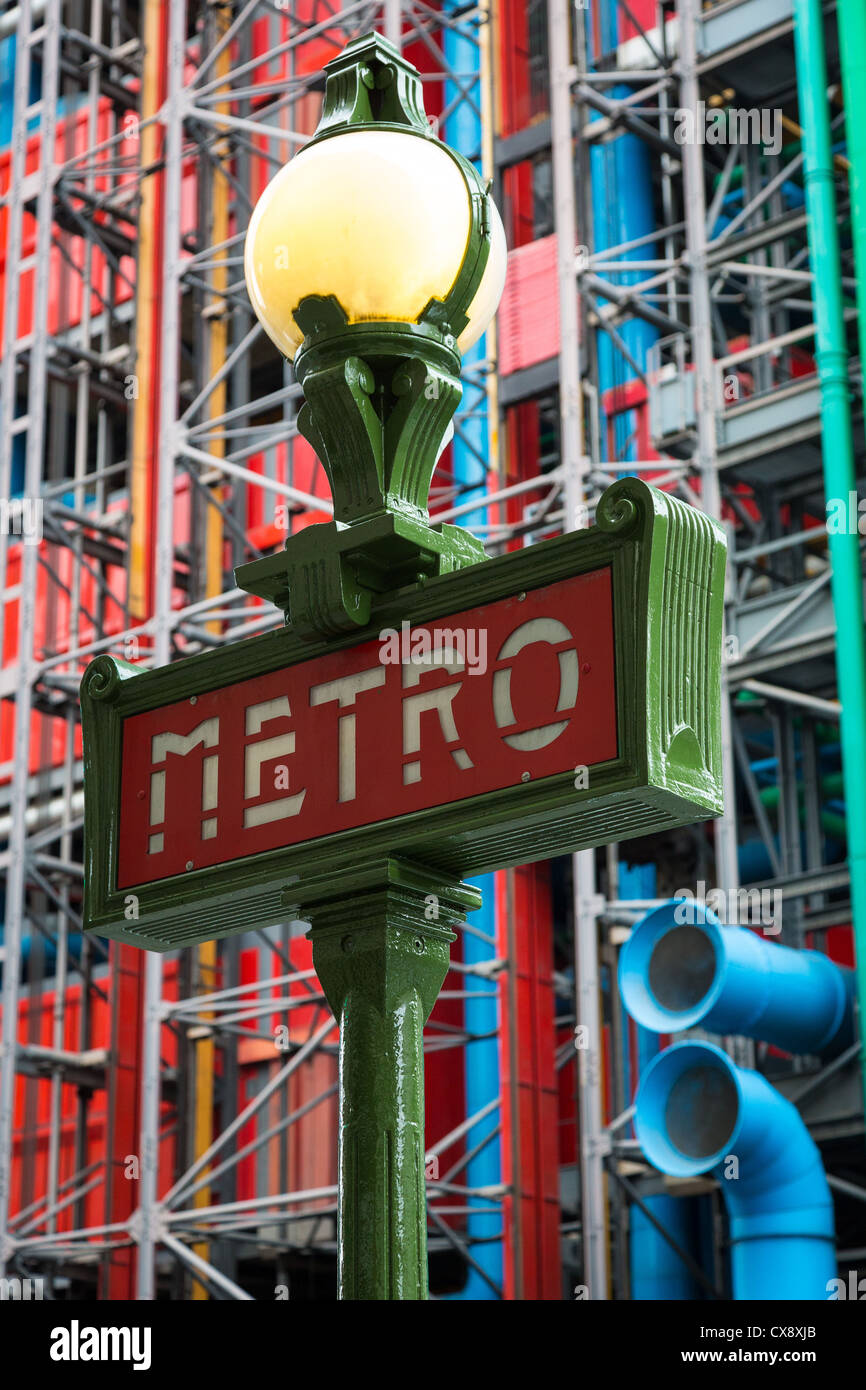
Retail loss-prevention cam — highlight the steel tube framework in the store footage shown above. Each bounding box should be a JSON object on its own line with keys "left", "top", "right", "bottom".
{"left": 0, "top": 0, "right": 514, "bottom": 1299}
{"left": 2, "top": 0, "right": 865, "bottom": 1301}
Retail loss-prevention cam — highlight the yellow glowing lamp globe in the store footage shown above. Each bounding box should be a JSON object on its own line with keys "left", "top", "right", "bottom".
{"left": 244, "top": 128, "right": 507, "bottom": 362}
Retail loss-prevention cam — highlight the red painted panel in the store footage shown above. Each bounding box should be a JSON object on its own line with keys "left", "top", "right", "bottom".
{"left": 824, "top": 925, "right": 855, "bottom": 968}
{"left": 620, "top": 0, "right": 658, "bottom": 41}
{"left": 503, "top": 162, "right": 535, "bottom": 249}
{"left": 250, "top": 5, "right": 343, "bottom": 88}
{"left": 0, "top": 93, "right": 201, "bottom": 344}
{"left": 498, "top": 0, "right": 548, "bottom": 136}
{"left": 499, "top": 235, "right": 561, "bottom": 376}
{"left": 104, "top": 943, "right": 145, "bottom": 1298}
{"left": 3, "top": 963, "right": 179, "bottom": 1243}
{"left": 498, "top": 863, "right": 561, "bottom": 1299}
{"left": 117, "top": 568, "right": 617, "bottom": 887}
{"left": 244, "top": 435, "right": 331, "bottom": 545}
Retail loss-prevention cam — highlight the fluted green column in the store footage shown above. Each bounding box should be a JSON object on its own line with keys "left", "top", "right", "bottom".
{"left": 303, "top": 857, "right": 481, "bottom": 1299}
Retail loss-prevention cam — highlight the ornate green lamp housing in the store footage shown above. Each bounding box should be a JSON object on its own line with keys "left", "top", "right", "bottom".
{"left": 240, "top": 31, "right": 506, "bottom": 637}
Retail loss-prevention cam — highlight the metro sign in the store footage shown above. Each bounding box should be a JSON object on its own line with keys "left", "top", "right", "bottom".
{"left": 116, "top": 569, "right": 616, "bottom": 887}
{"left": 81, "top": 480, "right": 726, "bottom": 951}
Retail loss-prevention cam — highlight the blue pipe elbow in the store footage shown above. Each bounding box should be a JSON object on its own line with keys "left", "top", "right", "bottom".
{"left": 619, "top": 900, "right": 853, "bottom": 1056}
{"left": 635, "top": 1042, "right": 836, "bottom": 1300}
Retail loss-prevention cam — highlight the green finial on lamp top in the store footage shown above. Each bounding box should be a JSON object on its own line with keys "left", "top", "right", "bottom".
{"left": 238, "top": 32, "right": 507, "bottom": 639}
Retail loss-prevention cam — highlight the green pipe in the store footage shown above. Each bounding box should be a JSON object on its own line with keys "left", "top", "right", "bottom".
{"left": 759, "top": 772, "right": 844, "bottom": 809}
{"left": 794, "top": 0, "right": 866, "bottom": 1122}
{"left": 758, "top": 784, "right": 846, "bottom": 842}
{"left": 822, "top": 811, "right": 848, "bottom": 844}
{"left": 711, "top": 142, "right": 801, "bottom": 192}
{"left": 837, "top": 0, "right": 866, "bottom": 378}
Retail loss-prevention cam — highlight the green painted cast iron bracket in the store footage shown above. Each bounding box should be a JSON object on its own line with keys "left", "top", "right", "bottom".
{"left": 239, "top": 301, "right": 486, "bottom": 639}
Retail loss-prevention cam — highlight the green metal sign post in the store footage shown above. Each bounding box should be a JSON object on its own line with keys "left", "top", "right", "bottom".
{"left": 301, "top": 859, "right": 476, "bottom": 1300}
{"left": 80, "top": 34, "right": 727, "bottom": 1300}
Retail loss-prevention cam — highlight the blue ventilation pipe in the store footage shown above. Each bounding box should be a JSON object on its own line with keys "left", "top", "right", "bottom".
{"left": 443, "top": 884, "right": 502, "bottom": 1300}
{"left": 587, "top": 0, "right": 658, "bottom": 465}
{"left": 629, "top": 1195, "right": 705, "bottom": 1301}
{"left": 442, "top": 10, "right": 502, "bottom": 1301}
{"left": 620, "top": 900, "right": 854, "bottom": 1056}
{"left": 635, "top": 1041, "right": 836, "bottom": 1300}
{"left": 0, "top": 926, "right": 84, "bottom": 984}
{"left": 0, "top": 34, "right": 42, "bottom": 147}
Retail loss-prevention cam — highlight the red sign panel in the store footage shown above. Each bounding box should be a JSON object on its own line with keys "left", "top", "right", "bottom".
{"left": 117, "top": 568, "right": 616, "bottom": 888}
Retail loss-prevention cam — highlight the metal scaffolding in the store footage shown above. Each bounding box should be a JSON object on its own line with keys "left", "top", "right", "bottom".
{"left": 0, "top": 0, "right": 515, "bottom": 1299}
{"left": 2, "top": 0, "right": 865, "bottom": 1302}
{"left": 526, "top": 0, "right": 866, "bottom": 1298}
